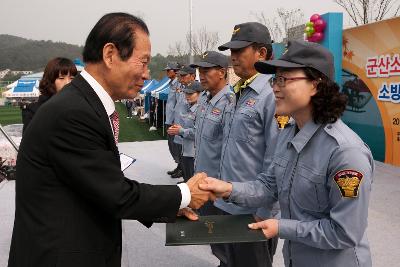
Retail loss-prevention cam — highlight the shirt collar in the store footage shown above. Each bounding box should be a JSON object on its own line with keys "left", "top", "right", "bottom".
{"left": 289, "top": 120, "right": 322, "bottom": 154}
{"left": 190, "top": 103, "right": 199, "bottom": 112}
{"left": 80, "top": 69, "right": 115, "bottom": 116}
{"left": 233, "top": 73, "right": 271, "bottom": 95}
{"left": 210, "top": 84, "right": 231, "bottom": 106}
{"left": 170, "top": 77, "right": 178, "bottom": 86}
{"left": 249, "top": 74, "right": 272, "bottom": 94}
{"left": 234, "top": 73, "right": 259, "bottom": 93}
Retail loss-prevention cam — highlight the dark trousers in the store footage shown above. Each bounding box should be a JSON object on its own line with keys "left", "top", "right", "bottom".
{"left": 201, "top": 205, "right": 278, "bottom": 267}
{"left": 166, "top": 125, "right": 175, "bottom": 162}
{"left": 181, "top": 156, "right": 194, "bottom": 182}
{"left": 126, "top": 106, "right": 133, "bottom": 117}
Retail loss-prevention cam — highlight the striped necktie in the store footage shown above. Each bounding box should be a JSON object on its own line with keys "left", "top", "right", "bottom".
{"left": 109, "top": 111, "right": 119, "bottom": 144}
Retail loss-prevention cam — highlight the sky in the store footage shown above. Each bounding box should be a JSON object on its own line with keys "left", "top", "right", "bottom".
{"left": 0, "top": 0, "right": 352, "bottom": 56}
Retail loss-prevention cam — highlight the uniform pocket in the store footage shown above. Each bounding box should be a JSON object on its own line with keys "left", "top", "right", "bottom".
{"left": 292, "top": 166, "right": 329, "bottom": 212}
{"left": 232, "top": 108, "right": 257, "bottom": 142}
{"left": 273, "top": 156, "right": 289, "bottom": 194}
{"left": 202, "top": 115, "right": 222, "bottom": 141}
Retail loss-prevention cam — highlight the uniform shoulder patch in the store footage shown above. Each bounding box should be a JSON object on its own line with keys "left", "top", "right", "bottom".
{"left": 333, "top": 169, "right": 364, "bottom": 198}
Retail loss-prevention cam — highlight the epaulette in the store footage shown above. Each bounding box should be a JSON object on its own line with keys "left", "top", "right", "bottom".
{"left": 225, "top": 91, "right": 236, "bottom": 104}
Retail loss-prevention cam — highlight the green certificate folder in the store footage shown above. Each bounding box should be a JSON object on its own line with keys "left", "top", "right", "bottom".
{"left": 166, "top": 214, "right": 267, "bottom": 246}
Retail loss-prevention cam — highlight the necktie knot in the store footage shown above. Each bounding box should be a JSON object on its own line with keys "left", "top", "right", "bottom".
{"left": 110, "top": 111, "right": 119, "bottom": 144}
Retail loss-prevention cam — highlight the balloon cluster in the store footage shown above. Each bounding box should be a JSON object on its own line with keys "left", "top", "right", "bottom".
{"left": 304, "top": 14, "right": 326, "bottom": 42}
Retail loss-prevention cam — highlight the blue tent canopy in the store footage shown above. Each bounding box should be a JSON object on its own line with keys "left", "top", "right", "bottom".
{"left": 13, "top": 80, "right": 37, "bottom": 93}
{"left": 147, "top": 77, "right": 170, "bottom": 96}
{"left": 140, "top": 79, "right": 158, "bottom": 94}
{"left": 143, "top": 77, "right": 170, "bottom": 113}
{"left": 73, "top": 58, "right": 85, "bottom": 67}
{"left": 158, "top": 86, "right": 170, "bottom": 101}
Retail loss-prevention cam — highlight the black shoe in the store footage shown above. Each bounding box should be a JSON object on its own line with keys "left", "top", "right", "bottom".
{"left": 171, "top": 169, "right": 183, "bottom": 178}
{"left": 167, "top": 166, "right": 179, "bottom": 175}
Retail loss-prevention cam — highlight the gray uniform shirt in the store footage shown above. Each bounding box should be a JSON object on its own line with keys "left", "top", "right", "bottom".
{"left": 229, "top": 119, "right": 374, "bottom": 267}
{"left": 173, "top": 91, "right": 188, "bottom": 145}
{"left": 216, "top": 74, "right": 279, "bottom": 218}
{"left": 165, "top": 78, "right": 179, "bottom": 125}
{"left": 179, "top": 103, "right": 199, "bottom": 157}
{"left": 194, "top": 85, "right": 234, "bottom": 178}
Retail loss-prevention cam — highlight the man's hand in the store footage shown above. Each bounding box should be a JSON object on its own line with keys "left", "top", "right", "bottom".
{"left": 177, "top": 208, "right": 199, "bottom": 221}
{"left": 198, "top": 177, "right": 233, "bottom": 199}
{"left": 167, "top": 125, "right": 181, "bottom": 136}
{"left": 248, "top": 219, "right": 279, "bottom": 239}
{"left": 186, "top": 172, "right": 215, "bottom": 209}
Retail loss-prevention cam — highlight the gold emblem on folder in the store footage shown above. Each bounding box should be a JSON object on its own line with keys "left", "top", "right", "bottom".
{"left": 204, "top": 221, "right": 214, "bottom": 234}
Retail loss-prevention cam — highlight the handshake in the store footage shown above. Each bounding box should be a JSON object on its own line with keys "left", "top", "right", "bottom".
{"left": 178, "top": 172, "right": 233, "bottom": 220}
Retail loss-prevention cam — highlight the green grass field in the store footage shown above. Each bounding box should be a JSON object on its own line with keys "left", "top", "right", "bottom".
{"left": 0, "top": 106, "right": 22, "bottom": 126}
{"left": 0, "top": 102, "right": 165, "bottom": 142}
{"left": 115, "top": 102, "right": 166, "bottom": 142}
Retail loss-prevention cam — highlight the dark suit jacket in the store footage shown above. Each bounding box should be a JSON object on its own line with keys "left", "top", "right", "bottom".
{"left": 21, "top": 94, "right": 51, "bottom": 133}
{"left": 8, "top": 75, "right": 182, "bottom": 267}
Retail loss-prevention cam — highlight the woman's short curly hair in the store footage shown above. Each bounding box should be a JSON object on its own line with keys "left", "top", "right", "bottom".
{"left": 39, "top": 57, "right": 77, "bottom": 96}
{"left": 303, "top": 67, "right": 347, "bottom": 124}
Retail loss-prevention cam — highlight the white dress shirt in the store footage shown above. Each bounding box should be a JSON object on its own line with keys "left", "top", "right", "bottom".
{"left": 80, "top": 69, "right": 191, "bottom": 209}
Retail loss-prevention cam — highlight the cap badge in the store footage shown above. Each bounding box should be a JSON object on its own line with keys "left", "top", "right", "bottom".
{"left": 232, "top": 27, "right": 240, "bottom": 35}
{"left": 202, "top": 52, "right": 208, "bottom": 59}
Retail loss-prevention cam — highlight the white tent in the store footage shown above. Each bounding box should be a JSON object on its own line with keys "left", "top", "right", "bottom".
{"left": 2, "top": 80, "right": 40, "bottom": 98}
{"left": 3, "top": 60, "right": 84, "bottom": 100}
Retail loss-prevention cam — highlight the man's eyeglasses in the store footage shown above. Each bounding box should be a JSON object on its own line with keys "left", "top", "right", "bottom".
{"left": 269, "top": 76, "right": 310, "bottom": 87}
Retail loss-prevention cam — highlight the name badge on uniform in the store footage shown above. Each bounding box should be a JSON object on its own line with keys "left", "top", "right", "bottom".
{"left": 245, "top": 98, "right": 256, "bottom": 107}
{"left": 333, "top": 169, "right": 364, "bottom": 198}
{"left": 211, "top": 108, "right": 221, "bottom": 116}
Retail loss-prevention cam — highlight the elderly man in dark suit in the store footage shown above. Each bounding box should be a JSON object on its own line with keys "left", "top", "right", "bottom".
{"left": 8, "top": 13, "right": 210, "bottom": 267}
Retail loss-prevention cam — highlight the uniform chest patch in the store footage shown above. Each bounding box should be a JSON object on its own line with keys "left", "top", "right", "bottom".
{"left": 187, "top": 112, "right": 195, "bottom": 120}
{"left": 211, "top": 108, "right": 221, "bottom": 116}
{"left": 333, "top": 170, "right": 364, "bottom": 198}
{"left": 245, "top": 98, "right": 256, "bottom": 107}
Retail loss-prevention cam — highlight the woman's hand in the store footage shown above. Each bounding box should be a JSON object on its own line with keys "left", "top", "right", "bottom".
{"left": 198, "top": 177, "right": 233, "bottom": 199}
{"left": 248, "top": 219, "right": 279, "bottom": 239}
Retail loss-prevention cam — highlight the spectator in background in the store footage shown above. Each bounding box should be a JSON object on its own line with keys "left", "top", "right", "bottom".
{"left": 21, "top": 57, "right": 77, "bottom": 133}
{"left": 125, "top": 99, "right": 134, "bottom": 118}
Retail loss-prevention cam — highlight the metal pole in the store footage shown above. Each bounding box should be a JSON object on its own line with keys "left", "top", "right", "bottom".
{"left": 155, "top": 98, "right": 158, "bottom": 128}
{"left": 162, "top": 100, "right": 165, "bottom": 136}
{"left": 0, "top": 124, "right": 19, "bottom": 152}
{"left": 189, "top": 0, "right": 194, "bottom": 64}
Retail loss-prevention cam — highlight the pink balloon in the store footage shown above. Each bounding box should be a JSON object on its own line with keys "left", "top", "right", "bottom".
{"left": 307, "top": 35, "right": 317, "bottom": 42}
{"left": 310, "top": 14, "right": 321, "bottom": 23}
{"left": 313, "top": 32, "right": 324, "bottom": 42}
{"left": 314, "top": 19, "right": 326, "bottom": 32}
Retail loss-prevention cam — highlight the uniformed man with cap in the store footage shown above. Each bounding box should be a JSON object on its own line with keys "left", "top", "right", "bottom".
{"left": 164, "top": 62, "right": 182, "bottom": 176}
{"left": 190, "top": 51, "right": 233, "bottom": 179}
{"left": 213, "top": 22, "right": 280, "bottom": 267}
{"left": 168, "top": 66, "right": 197, "bottom": 179}
{"left": 189, "top": 51, "right": 233, "bottom": 263}
{"left": 200, "top": 40, "right": 374, "bottom": 267}
{"left": 167, "top": 81, "right": 203, "bottom": 182}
